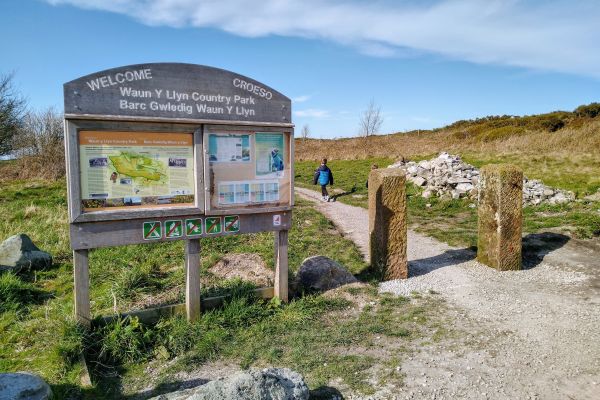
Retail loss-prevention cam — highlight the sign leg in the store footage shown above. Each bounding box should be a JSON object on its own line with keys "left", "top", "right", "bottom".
{"left": 73, "top": 249, "right": 91, "bottom": 328}
{"left": 185, "top": 239, "right": 201, "bottom": 322}
{"left": 274, "top": 230, "right": 289, "bottom": 302}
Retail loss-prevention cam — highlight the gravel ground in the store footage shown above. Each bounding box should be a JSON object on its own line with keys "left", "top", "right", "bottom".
{"left": 296, "top": 187, "right": 600, "bottom": 400}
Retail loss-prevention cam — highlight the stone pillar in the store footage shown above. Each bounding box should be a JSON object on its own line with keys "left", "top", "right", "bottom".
{"left": 368, "top": 168, "right": 408, "bottom": 280}
{"left": 477, "top": 164, "right": 523, "bottom": 271}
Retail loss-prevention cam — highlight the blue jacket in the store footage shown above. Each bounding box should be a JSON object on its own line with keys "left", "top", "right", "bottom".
{"left": 313, "top": 165, "right": 334, "bottom": 186}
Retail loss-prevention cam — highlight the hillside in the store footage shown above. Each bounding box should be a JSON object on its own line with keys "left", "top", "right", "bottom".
{"left": 295, "top": 103, "right": 600, "bottom": 162}
{"left": 296, "top": 103, "right": 600, "bottom": 196}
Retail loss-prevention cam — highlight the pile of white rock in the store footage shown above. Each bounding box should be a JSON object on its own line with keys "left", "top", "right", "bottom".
{"left": 388, "top": 152, "right": 575, "bottom": 206}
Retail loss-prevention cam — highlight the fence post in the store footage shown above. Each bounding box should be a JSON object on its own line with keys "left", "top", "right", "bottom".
{"left": 73, "top": 249, "right": 91, "bottom": 328}
{"left": 185, "top": 239, "right": 201, "bottom": 322}
{"left": 274, "top": 230, "right": 289, "bottom": 302}
{"left": 477, "top": 164, "right": 523, "bottom": 271}
{"left": 368, "top": 168, "right": 408, "bottom": 280}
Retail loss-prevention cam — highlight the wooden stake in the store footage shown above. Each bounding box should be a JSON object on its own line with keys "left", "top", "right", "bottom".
{"left": 185, "top": 239, "right": 201, "bottom": 322}
{"left": 73, "top": 249, "right": 91, "bottom": 328}
{"left": 274, "top": 230, "right": 289, "bottom": 302}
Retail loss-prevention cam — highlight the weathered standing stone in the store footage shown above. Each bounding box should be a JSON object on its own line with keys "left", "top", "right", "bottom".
{"left": 368, "top": 168, "right": 408, "bottom": 280}
{"left": 0, "top": 372, "right": 52, "bottom": 400}
{"left": 477, "top": 164, "right": 523, "bottom": 271}
{"left": 148, "top": 368, "right": 309, "bottom": 400}
{"left": 0, "top": 234, "right": 52, "bottom": 273}
{"left": 296, "top": 256, "right": 357, "bottom": 292}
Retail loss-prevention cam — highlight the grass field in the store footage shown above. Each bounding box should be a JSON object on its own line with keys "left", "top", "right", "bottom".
{"left": 295, "top": 157, "right": 600, "bottom": 248}
{"left": 0, "top": 179, "right": 451, "bottom": 398}
{"left": 2, "top": 106, "right": 599, "bottom": 397}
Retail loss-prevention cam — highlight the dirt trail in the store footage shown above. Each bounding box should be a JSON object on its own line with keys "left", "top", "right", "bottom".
{"left": 296, "top": 187, "right": 600, "bottom": 400}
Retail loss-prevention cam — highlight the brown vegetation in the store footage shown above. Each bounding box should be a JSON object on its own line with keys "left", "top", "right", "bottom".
{"left": 0, "top": 107, "right": 65, "bottom": 182}
{"left": 295, "top": 112, "right": 600, "bottom": 161}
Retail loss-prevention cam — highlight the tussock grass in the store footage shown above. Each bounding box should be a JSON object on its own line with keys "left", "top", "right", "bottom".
{"left": 296, "top": 116, "right": 600, "bottom": 165}
{"left": 1, "top": 179, "right": 396, "bottom": 398}
{"left": 0, "top": 272, "right": 46, "bottom": 313}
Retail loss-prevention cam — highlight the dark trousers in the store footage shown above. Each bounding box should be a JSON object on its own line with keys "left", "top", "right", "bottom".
{"left": 321, "top": 185, "right": 328, "bottom": 197}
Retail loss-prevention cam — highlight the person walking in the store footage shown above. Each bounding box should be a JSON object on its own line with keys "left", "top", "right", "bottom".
{"left": 313, "top": 158, "right": 334, "bottom": 201}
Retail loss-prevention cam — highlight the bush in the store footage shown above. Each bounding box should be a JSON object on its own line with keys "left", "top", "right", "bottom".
{"left": 480, "top": 126, "right": 526, "bottom": 142}
{"left": 10, "top": 107, "right": 65, "bottom": 180}
{"left": 0, "top": 73, "right": 26, "bottom": 156}
{"left": 574, "top": 103, "right": 600, "bottom": 118}
{"left": 539, "top": 116, "right": 565, "bottom": 132}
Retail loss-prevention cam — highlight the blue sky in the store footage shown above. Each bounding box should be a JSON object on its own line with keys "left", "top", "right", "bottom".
{"left": 1, "top": 0, "right": 599, "bottom": 138}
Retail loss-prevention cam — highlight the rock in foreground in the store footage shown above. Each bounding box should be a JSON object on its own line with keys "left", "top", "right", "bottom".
{"left": 0, "top": 372, "right": 52, "bottom": 400}
{"left": 0, "top": 234, "right": 52, "bottom": 273}
{"left": 149, "top": 368, "right": 309, "bottom": 400}
{"left": 296, "top": 256, "right": 357, "bottom": 292}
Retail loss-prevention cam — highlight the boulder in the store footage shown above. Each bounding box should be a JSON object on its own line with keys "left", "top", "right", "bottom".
{"left": 149, "top": 368, "right": 309, "bottom": 400}
{"left": 550, "top": 192, "right": 569, "bottom": 205}
{"left": 584, "top": 190, "right": 600, "bottom": 202}
{"left": 0, "top": 372, "right": 52, "bottom": 400}
{"left": 417, "top": 160, "right": 431, "bottom": 169}
{"left": 209, "top": 254, "right": 272, "bottom": 287}
{"left": 296, "top": 256, "right": 357, "bottom": 292}
{"left": 543, "top": 189, "right": 555, "bottom": 197}
{"left": 412, "top": 176, "right": 427, "bottom": 187}
{"left": 421, "top": 190, "right": 433, "bottom": 199}
{"left": 0, "top": 234, "right": 52, "bottom": 273}
{"left": 406, "top": 165, "right": 419, "bottom": 175}
{"left": 455, "top": 182, "right": 474, "bottom": 193}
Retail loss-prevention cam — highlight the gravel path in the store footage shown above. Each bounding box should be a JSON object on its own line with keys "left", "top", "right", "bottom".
{"left": 295, "top": 187, "right": 600, "bottom": 400}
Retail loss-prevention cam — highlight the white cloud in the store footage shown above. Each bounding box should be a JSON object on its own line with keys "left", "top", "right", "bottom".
{"left": 46, "top": 0, "right": 600, "bottom": 78}
{"left": 292, "top": 95, "right": 311, "bottom": 103}
{"left": 294, "top": 109, "right": 330, "bottom": 118}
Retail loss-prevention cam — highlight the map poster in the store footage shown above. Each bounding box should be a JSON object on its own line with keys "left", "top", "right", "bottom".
{"left": 79, "top": 131, "right": 195, "bottom": 210}
{"left": 255, "top": 133, "right": 285, "bottom": 178}
{"left": 208, "top": 134, "right": 250, "bottom": 162}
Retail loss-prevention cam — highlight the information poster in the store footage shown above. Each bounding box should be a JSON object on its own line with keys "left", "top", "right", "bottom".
{"left": 218, "top": 180, "right": 279, "bottom": 205}
{"left": 208, "top": 134, "right": 250, "bottom": 162}
{"left": 255, "top": 133, "right": 285, "bottom": 178}
{"left": 79, "top": 131, "right": 194, "bottom": 209}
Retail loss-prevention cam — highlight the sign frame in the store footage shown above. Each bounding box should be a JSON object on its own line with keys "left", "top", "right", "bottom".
{"left": 64, "top": 63, "right": 294, "bottom": 327}
{"left": 64, "top": 119, "right": 206, "bottom": 223}
{"left": 203, "top": 124, "right": 294, "bottom": 216}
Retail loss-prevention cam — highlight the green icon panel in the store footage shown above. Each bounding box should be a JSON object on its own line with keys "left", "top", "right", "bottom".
{"left": 143, "top": 221, "right": 162, "bottom": 240}
{"left": 224, "top": 215, "right": 240, "bottom": 233}
{"left": 205, "top": 217, "right": 222, "bottom": 234}
{"left": 165, "top": 220, "right": 183, "bottom": 238}
{"left": 186, "top": 218, "right": 203, "bottom": 236}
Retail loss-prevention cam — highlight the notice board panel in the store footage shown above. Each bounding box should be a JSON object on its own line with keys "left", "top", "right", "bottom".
{"left": 78, "top": 130, "right": 195, "bottom": 212}
{"left": 204, "top": 126, "right": 292, "bottom": 212}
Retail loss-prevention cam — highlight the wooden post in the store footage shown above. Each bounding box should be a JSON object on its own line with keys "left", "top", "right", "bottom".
{"left": 73, "top": 249, "right": 91, "bottom": 328}
{"left": 185, "top": 239, "right": 201, "bottom": 322}
{"left": 274, "top": 230, "right": 289, "bottom": 302}
{"left": 368, "top": 168, "right": 408, "bottom": 280}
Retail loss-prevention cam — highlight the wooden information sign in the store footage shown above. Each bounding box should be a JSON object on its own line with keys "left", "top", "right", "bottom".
{"left": 64, "top": 63, "right": 293, "bottom": 327}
